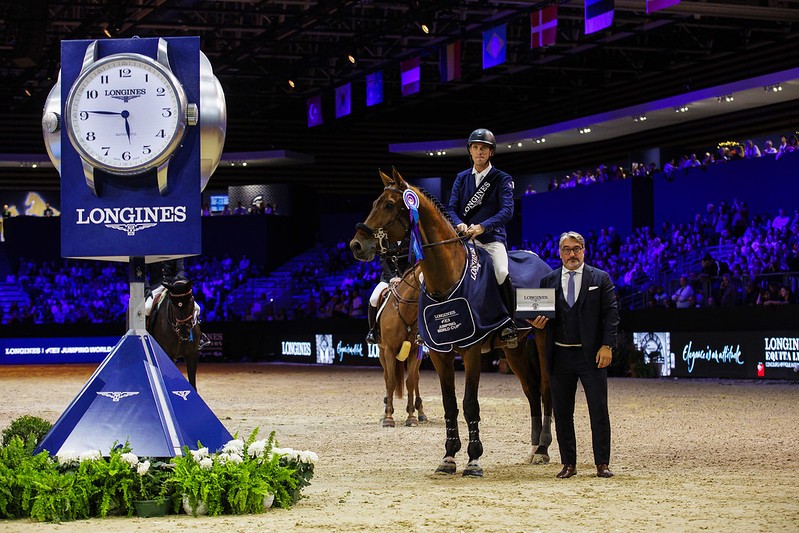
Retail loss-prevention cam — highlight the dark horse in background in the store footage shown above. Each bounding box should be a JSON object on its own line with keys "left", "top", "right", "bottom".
{"left": 351, "top": 168, "right": 553, "bottom": 476}
{"left": 147, "top": 278, "right": 201, "bottom": 389}
{"left": 372, "top": 262, "right": 427, "bottom": 427}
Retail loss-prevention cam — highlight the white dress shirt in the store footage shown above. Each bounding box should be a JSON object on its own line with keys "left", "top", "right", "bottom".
{"left": 472, "top": 162, "right": 493, "bottom": 187}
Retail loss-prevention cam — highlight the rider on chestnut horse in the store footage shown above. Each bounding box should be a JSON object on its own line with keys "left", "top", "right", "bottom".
{"left": 365, "top": 237, "right": 411, "bottom": 345}
{"left": 447, "top": 128, "right": 517, "bottom": 347}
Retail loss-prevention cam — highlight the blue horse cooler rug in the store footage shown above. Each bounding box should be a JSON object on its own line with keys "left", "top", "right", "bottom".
{"left": 418, "top": 245, "right": 547, "bottom": 352}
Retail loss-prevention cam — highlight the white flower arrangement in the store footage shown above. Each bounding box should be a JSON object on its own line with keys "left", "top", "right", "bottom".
{"left": 136, "top": 460, "right": 151, "bottom": 476}
{"left": 247, "top": 439, "right": 268, "bottom": 459}
{"left": 221, "top": 438, "right": 245, "bottom": 455}
{"left": 79, "top": 450, "right": 102, "bottom": 463}
{"left": 271, "top": 447, "right": 319, "bottom": 465}
{"left": 189, "top": 447, "right": 209, "bottom": 462}
{"left": 216, "top": 452, "right": 243, "bottom": 465}
{"left": 2, "top": 426, "right": 316, "bottom": 522}
{"left": 56, "top": 450, "right": 79, "bottom": 465}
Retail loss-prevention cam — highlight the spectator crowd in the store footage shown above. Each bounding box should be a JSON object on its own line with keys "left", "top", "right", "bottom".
{"left": 2, "top": 138, "right": 798, "bottom": 324}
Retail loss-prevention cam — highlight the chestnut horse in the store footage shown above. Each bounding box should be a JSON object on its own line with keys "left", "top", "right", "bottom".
{"left": 373, "top": 262, "right": 428, "bottom": 427}
{"left": 351, "top": 168, "right": 552, "bottom": 476}
{"left": 148, "top": 278, "right": 201, "bottom": 389}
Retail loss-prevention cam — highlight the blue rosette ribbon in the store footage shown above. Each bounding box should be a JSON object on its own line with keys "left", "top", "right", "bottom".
{"left": 403, "top": 189, "right": 425, "bottom": 263}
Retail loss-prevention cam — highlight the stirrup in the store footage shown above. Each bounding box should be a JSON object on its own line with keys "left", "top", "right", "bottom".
{"left": 500, "top": 323, "right": 518, "bottom": 348}
{"left": 365, "top": 329, "right": 378, "bottom": 345}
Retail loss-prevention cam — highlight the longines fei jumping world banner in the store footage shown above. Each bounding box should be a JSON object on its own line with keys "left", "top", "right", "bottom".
{"left": 669, "top": 330, "right": 799, "bottom": 379}
{"left": 59, "top": 37, "right": 201, "bottom": 260}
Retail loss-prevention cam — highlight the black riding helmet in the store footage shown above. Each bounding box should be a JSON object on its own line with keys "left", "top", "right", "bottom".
{"left": 467, "top": 128, "right": 496, "bottom": 150}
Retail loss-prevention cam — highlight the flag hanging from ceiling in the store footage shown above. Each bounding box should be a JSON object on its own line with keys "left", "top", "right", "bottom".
{"left": 483, "top": 24, "right": 507, "bottom": 69}
{"left": 306, "top": 94, "right": 323, "bottom": 128}
{"left": 646, "top": 0, "right": 680, "bottom": 13}
{"left": 439, "top": 40, "right": 462, "bottom": 82}
{"left": 531, "top": 5, "right": 558, "bottom": 49}
{"left": 366, "top": 71, "right": 383, "bottom": 106}
{"left": 585, "top": 0, "right": 614, "bottom": 35}
{"left": 335, "top": 83, "right": 351, "bottom": 118}
{"left": 400, "top": 57, "right": 421, "bottom": 96}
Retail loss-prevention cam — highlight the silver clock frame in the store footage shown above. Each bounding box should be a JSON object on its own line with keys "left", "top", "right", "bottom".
{"left": 66, "top": 43, "right": 189, "bottom": 194}
{"left": 42, "top": 37, "right": 226, "bottom": 196}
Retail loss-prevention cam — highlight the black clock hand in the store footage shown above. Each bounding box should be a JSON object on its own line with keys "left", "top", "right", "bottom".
{"left": 121, "top": 110, "right": 131, "bottom": 144}
{"left": 84, "top": 110, "right": 132, "bottom": 144}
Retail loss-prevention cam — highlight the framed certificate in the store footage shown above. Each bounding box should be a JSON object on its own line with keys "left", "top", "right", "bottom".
{"left": 516, "top": 288, "right": 556, "bottom": 318}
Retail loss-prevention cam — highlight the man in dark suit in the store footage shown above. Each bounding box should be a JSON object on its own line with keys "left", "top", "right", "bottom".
{"left": 529, "top": 231, "right": 619, "bottom": 479}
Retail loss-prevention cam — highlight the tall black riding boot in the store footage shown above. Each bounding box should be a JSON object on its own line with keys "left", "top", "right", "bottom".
{"left": 365, "top": 304, "right": 378, "bottom": 345}
{"left": 499, "top": 276, "right": 518, "bottom": 348}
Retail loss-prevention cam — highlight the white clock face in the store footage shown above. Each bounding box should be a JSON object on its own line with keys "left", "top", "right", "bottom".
{"left": 66, "top": 53, "right": 187, "bottom": 174}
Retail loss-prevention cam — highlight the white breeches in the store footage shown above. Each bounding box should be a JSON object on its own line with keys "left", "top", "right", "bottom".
{"left": 475, "top": 240, "right": 509, "bottom": 284}
{"left": 369, "top": 272, "right": 424, "bottom": 307}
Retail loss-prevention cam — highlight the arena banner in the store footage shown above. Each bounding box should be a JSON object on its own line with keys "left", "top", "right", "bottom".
{"left": 59, "top": 37, "right": 201, "bottom": 261}
{"left": 277, "top": 333, "right": 380, "bottom": 367}
{"left": 198, "top": 331, "right": 224, "bottom": 359}
{"left": 0, "top": 337, "right": 118, "bottom": 364}
{"left": 645, "top": 330, "right": 799, "bottom": 379}
{"left": 332, "top": 335, "right": 380, "bottom": 367}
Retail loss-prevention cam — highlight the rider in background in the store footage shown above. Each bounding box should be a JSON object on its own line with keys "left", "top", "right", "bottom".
{"left": 145, "top": 259, "right": 210, "bottom": 348}
{"left": 365, "top": 239, "right": 411, "bottom": 345}
{"left": 447, "top": 128, "right": 517, "bottom": 346}
{"left": 145, "top": 259, "right": 187, "bottom": 303}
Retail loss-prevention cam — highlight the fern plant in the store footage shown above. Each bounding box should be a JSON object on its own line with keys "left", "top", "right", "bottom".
{"left": 222, "top": 429, "right": 292, "bottom": 514}
{"left": 168, "top": 445, "right": 226, "bottom": 516}
{"left": 0, "top": 436, "right": 35, "bottom": 519}
{"left": 0, "top": 420, "right": 317, "bottom": 522}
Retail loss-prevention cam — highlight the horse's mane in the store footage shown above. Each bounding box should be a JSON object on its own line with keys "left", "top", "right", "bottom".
{"left": 415, "top": 186, "right": 456, "bottom": 230}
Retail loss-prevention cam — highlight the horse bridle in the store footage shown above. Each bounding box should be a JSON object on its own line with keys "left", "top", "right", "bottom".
{"left": 357, "top": 185, "right": 468, "bottom": 254}
{"left": 167, "top": 286, "right": 197, "bottom": 341}
{"left": 355, "top": 192, "right": 409, "bottom": 255}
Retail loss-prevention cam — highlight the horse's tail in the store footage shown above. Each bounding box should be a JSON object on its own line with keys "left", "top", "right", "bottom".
{"left": 394, "top": 357, "right": 405, "bottom": 399}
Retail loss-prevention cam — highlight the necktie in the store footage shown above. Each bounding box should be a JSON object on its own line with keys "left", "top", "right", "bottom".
{"left": 567, "top": 271, "right": 576, "bottom": 307}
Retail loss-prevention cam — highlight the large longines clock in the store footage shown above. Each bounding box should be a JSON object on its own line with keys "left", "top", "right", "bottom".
{"left": 43, "top": 37, "right": 224, "bottom": 197}
{"left": 41, "top": 36, "right": 225, "bottom": 261}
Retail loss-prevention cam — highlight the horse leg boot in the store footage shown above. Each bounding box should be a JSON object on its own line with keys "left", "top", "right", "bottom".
{"left": 529, "top": 416, "right": 552, "bottom": 464}
{"left": 436, "top": 415, "right": 461, "bottom": 474}
{"left": 498, "top": 276, "right": 518, "bottom": 348}
{"left": 365, "top": 304, "right": 378, "bottom": 345}
{"left": 463, "top": 419, "right": 484, "bottom": 477}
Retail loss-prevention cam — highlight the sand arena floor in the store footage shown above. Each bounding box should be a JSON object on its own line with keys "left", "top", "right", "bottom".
{"left": 1, "top": 362, "right": 798, "bottom": 532}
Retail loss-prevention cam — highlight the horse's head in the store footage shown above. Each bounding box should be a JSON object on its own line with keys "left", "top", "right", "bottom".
{"left": 163, "top": 279, "right": 196, "bottom": 341}
{"left": 350, "top": 168, "right": 412, "bottom": 262}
